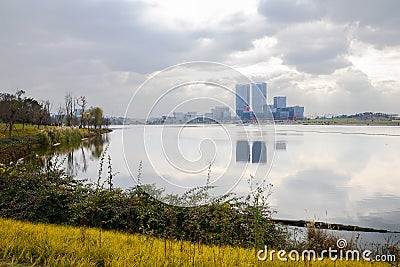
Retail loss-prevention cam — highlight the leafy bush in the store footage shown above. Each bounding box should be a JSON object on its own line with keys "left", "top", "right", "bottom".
{"left": 0, "top": 159, "right": 286, "bottom": 249}
{"left": 0, "top": 135, "right": 40, "bottom": 164}
{"left": 0, "top": 159, "right": 85, "bottom": 224}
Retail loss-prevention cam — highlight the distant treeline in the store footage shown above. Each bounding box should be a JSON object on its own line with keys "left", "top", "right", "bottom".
{"left": 0, "top": 90, "right": 51, "bottom": 136}
{"left": 317, "top": 112, "right": 399, "bottom": 120}
{"left": 0, "top": 90, "right": 109, "bottom": 137}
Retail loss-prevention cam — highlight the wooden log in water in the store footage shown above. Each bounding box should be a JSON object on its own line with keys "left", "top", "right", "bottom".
{"left": 272, "top": 218, "right": 399, "bottom": 233}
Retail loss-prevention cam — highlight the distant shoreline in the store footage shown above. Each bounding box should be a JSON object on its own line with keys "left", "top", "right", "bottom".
{"left": 124, "top": 120, "right": 400, "bottom": 126}
{"left": 275, "top": 120, "right": 400, "bottom": 126}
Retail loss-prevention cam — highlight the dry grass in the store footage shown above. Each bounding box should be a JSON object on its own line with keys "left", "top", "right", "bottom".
{"left": 0, "top": 218, "right": 390, "bottom": 266}
{"left": 0, "top": 123, "right": 48, "bottom": 139}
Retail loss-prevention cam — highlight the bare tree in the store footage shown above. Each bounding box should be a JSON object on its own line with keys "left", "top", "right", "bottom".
{"left": 65, "top": 92, "right": 73, "bottom": 126}
{"left": 76, "top": 96, "right": 87, "bottom": 128}
{"left": 56, "top": 105, "right": 65, "bottom": 126}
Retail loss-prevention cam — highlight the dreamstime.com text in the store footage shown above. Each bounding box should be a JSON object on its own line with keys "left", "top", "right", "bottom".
{"left": 257, "top": 239, "right": 397, "bottom": 262}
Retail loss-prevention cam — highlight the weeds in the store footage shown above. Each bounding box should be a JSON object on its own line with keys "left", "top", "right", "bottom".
{"left": 0, "top": 218, "right": 393, "bottom": 266}
{"left": 0, "top": 153, "right": 286, "bottom": 249}
{"left": 0, "top": 152, "right": 398, "bottom": 265}
{"left": 38, "top": 127, "right": 83, "bottom": 147}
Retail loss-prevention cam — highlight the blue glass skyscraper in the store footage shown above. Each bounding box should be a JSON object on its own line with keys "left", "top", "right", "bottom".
{"left": 251, "top": 82, "right": 267, "bottom": 116}
{"left": 235, "top": 83, "right": 250, "bottom": 118}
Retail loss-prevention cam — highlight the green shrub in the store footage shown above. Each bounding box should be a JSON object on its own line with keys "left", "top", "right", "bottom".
{"left": 0, "top": 160, "right": 286, "bottom": 249}
{"left": 0, "top": 136, "right": 39, "bottom": 164}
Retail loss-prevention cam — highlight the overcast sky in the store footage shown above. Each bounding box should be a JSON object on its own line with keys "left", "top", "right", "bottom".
{"left": 1, "top": 0, "right": 399, "bottom": 117}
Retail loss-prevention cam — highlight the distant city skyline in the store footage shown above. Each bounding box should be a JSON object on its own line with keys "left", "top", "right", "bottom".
{"left": 151, "top": 80, "right": 305, "bottom": 123}
{"left": 235, "top": 81, "right": 304, "bottom": 121}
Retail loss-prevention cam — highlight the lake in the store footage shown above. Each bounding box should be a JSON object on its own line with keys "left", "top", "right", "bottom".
{"left": 57, "top": 124, "right": 400, "bottom": 237}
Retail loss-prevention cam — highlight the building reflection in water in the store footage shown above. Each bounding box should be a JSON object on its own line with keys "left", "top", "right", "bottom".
{"left": 252, "top": 141, "right": 266, "bottom": 163}
{"left": 275, "top": 141, "right": 286, "bottom": 150}
{"left": 236, "top": 140, "right": 250, "bottom": 162}
{"left": 236, "top": 140, "right": 266, "bottom": 163}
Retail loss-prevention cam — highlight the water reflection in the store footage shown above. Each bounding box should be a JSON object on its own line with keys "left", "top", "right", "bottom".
{"left": 48, "top": 125, "right": 400, "bottom": 236}
{"left": 66, "top": 134, "right": 109, "bottom": 176}
{"left": 275, "top": 141, "right": 286, "bottom": 150}
{"left": 252, "top": 141, "right": 266, "bottom": 163}
{"left": 31, "top": 134, "right": 110, "bottom": 177}
{"left": 236, "top": 141, "right": 250, "bottom": 162}
{"left": 84, "top": 134, "right": 110, "bottom": 160}
{"left": 235, "top": 140, "right": 267, "bottom": 163}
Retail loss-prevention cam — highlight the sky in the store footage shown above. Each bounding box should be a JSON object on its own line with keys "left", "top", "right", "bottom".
{"left": 1, "top": 0, "right": 399, "bottom": 117}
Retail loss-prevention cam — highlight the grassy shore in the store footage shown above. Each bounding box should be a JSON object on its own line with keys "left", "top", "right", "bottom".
{"left": 0, "top": 124, "right": 50, "bottom": 139}
{"left": 0, "top": 123, "right": 111, "bottom": 139}
{"left": 0, "top": 123, "right": 111, "bottom": 164}
{"left": 0, "top": 218, "right": 388, "bottom": 267}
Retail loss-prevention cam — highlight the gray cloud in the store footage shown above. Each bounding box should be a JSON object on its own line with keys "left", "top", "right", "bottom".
{"left": 0, "top": 0, "right": 192, "bottom": 73}
{"left": 0, "top": 0, "right": 399, "bottom": 116}
{"left": 258, "top": 0, "right": 400, "bottom": 44}
{"left": 257, "top": 0, "right": 400, "bottom": 75}
{"left": 275, "top": 22, "right": 351, "bottom": 74}
{"left": 0, "top": 0, "right": 264, "bottom": 115}
{"left": 334, "top": 69, "right": 384, "bottom": 112}
{"left": 262, "top": 66, "right": 393, "bottom": 115}
{"left": 336, "top": 69, "right": 374, "bottom": 93}
{"left": 321, "top": 0, "right": 399, "bottom": 28}
{"left": 258, "top": 0, "right": 320, "bottom": 25}
{"left": 321, "top": 0, "right": 400, "bottom": 47}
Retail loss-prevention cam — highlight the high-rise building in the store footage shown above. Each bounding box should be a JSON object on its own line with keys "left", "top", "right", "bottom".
{"left": 289, "top": 106, "right": 304, "bottom": 120}
{"left": 235, "top": 83, "right": 250, "bottom": 117}
{"left": 251, "top": 82, "right": 267, "bottom": 115}
{"left": 273, "top": 96, "right": 286, "bottom": 109}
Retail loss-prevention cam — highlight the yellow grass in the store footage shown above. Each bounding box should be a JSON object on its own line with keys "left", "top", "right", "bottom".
{"left": 0, "top": 123, "right": 104, "bottom": 140}
{"left": 0, "top": 123, "right": 52, "bottom": 139}
{"left": 0, "top": 218, "right": 389, "bottom": 266}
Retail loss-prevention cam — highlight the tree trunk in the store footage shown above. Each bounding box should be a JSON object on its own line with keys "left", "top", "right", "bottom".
{"left": 8, "top": 121, "right": 13, "bottom": 137}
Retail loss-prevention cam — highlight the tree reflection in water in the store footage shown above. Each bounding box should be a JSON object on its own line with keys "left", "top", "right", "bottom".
{"left": 66, "top": 134, "right": 110, "bottom": 177}
{"left": 28, "top": 134, "right": 110, "bottom": 178}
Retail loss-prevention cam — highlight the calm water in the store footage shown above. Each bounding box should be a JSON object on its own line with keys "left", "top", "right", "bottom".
{"left": 58, "top": 124, "right": 400, "bottom": 235}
